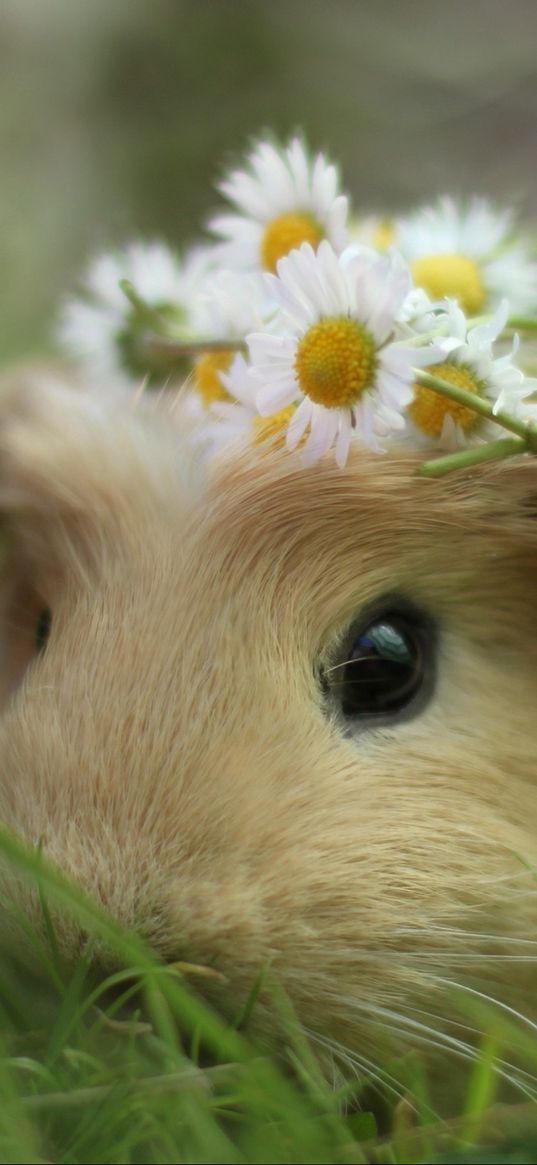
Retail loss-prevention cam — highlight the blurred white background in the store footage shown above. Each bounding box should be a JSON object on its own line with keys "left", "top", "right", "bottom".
{"left": 1, "top": 0, "right": 537, "bottom": 361}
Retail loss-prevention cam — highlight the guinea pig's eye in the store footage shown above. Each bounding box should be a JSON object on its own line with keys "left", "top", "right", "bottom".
{"left": 322, "top": 601, "right": 436, "bottom": 725}
{"left": 35, "top": 608, "right": 51, "bottom": 653}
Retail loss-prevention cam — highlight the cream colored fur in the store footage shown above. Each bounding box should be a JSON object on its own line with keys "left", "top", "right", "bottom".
{"left": 0, "top": 369, "right": 536, "bottom": 1069}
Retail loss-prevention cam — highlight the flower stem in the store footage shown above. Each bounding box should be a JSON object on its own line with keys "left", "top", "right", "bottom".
{"left": 413, "top": 369, "right": 537, "bottom": 449}
{"left": 507, "top": 315, "right": 537, "bottom": 334}
{"left": 417, "top": 437, "right": 526, "bottom": 477}
{"left": 119, "top": 279, "right": 171, "bottom": 334}
{"left": 147, "top": 336, "right": 247, "bottom": 358}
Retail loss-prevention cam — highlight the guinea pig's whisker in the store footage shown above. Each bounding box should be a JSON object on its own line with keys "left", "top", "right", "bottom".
{"left": 302, "top": 1028, "right": 362, "bottom": 1083}
{"left": 431, "top": 976, "right": 537, "bottom": 1038}
{"left": 403, "top": 1002, "right": 485, "bottom": 1038}
{"left": 318, "top": 941, "right": 537, "bottom": 967}
{"left": 417, "top": 952, "right": 537, "bottom": 964}
{"left": 340, "top": 997, "right": 477, "bottom": 1062}
{"left": 344, "top": 1000, "right": 537, "bottom": 1101}
{"left": 413, "top": 979, "right": 537, "bottom": 1098}
{"left": 325, "top": 655, "right": 374, "bottom": 675}
{"left": 411, "top": 926, "right": 537, "bottom": 948}
{"left": 403, "top": 1003, "right": 537, "bottom": 1089}
{"left": 303, "top": 1027, "right": 411, "bottom": 1110}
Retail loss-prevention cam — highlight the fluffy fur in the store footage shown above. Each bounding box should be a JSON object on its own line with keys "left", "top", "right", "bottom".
{"left": 0, "top": 369, "right": 536, "bottom": 1074}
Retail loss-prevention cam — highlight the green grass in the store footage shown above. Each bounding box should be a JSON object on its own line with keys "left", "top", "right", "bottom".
{"left": 0, "top": 826, "right": 537, "bottom": 1164}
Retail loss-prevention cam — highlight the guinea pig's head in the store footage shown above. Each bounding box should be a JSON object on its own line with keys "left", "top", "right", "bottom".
{"left": 0, "top": 373, "right": 536, "bottom": 1073}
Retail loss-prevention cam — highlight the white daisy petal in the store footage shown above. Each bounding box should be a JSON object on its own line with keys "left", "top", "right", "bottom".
{"left": 366, "top": 263, "right": 412, "bottom": 342}
{"left": 219, "top": 354, "right": 258, "bottom": 408}
{"left": 287, "top": 138, "right": 310, "bottom": 196}
{"left": 301, "top": 406, "right": 339, "bottom": 466}
{"left": 286, "top": 396, "right": 312, "bottom": 450}
{"left": 377, "top": 368, "right": 414, "bottom": 412}
{"left": 335, "top": 411, "right": 353, "bottom": 467}
{"left": 209, "top": 213, "right": 261, "bottom": 246}
{"left": 357, "top": 394, "right": 382, "bottom": 452}
{"left": 311, "top": 151, "right": 337, "bottom": 208}
{"left": 219, "top": 173, "right": 273, "bottom": 220}
{"left": 247, "top": 331, "right": 295, "bottom": 366}
{"left": 467, "top": 298, "right": 509, "bottom": 349}
{"left": 438, "top": 412, "right": 462, "bottom": 451}
{"left": 256, "top": 378, "right": 297, "bottom": 415}
{"left": 264, "top": 273, "right": 315, "bottom": 328}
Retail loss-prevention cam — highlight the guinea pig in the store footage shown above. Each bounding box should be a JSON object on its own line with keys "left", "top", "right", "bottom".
{"left": 0, "top": 369, "right": 536, "bottom": 1082}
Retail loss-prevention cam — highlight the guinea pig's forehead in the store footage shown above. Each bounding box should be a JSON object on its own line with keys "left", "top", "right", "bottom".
{"left": 204, "top": 447, "right": 537, "bottom": 593}
{"left": 205, "top": 449, "right": 443, "bottom": 578}
{"left": 218, "top": 449, "right": 435, "bottom": 535}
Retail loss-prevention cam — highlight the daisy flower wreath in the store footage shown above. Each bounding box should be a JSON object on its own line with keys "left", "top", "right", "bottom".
{"left": 56, "top": 131, "right": 537, "bottom": 480}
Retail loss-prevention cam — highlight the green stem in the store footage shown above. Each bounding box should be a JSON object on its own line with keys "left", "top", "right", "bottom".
{"left": 147, "top": 336, "right": 247, "bottom": 358}
{"left": 119, "top": 279, "right": 171, "bottom": 334}
{"left": 414, "top": 369, "right": 537, "bottom": 448}
{"left": 417, "top": 437, "right": 526, "bottom": 478}
{"left": 507, "top": 315, "right": 537, "bottom": 334}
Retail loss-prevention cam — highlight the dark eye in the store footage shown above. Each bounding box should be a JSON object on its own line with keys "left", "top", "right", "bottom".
{"left": 322, "top": 601, "right": 436, "bottom": 724}
{"left": 35, "top": 608, "right": 51, "bottom": 653}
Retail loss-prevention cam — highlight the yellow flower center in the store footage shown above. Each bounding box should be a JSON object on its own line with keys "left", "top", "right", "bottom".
{"left": 411, "top": 253, "right": 485, "bottom": 314}
{"left": 294, "top": 317, "right": 377, "bottom": 408}
{"left": 408, "top": 361, "right": 484, "bottom": 438}
{"left": 194, "top": 351, "right": 233, "bottom": 407}
{"left": 252, "top": 405, "right": 296, "bottom": 447}
{"left": 373, "top": 218, "right": 395, "bottom": 250}
{"left": 261, "top": 212, "right": 324, "bottom": 272}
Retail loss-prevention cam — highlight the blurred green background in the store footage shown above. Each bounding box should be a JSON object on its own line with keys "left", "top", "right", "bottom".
{"left": 2, "top": 0, "right": 537, "bottom": 363}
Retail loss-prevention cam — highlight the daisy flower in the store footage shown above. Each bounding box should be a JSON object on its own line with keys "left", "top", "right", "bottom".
{"left": 407, "top": 299, "right": 537, "bottom": 449}
{"left": 396, "top": 196, "right": 537, "bottom": 316}
{"left": 58, "top": 241, "right": 215, "bottom": 384}
{"left": 208, "top": 136, "right": 349, "bottom": 274}
{"left": 247, "top": 241, "right": 441, "bottom": 467}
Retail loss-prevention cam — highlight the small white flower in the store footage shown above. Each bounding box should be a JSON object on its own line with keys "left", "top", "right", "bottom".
{"left": 58, "top": 241, "right": 215, "bottom": 383}
{"left": 208, "top": 137, "right": 349, "bottom": 273}
{"left": 407, "top": 299, "right": 537, "bottom": 449}
{"left": 247, "top": 241, "right": 441, "bottom": 467}
{"left": 396, "top": 196, "right": 537, "bottom": 316}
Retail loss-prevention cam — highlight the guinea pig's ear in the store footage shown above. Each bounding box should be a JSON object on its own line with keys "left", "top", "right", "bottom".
{"left": 0, "top": 368, "right": 201, "bottom": 706}
{"left": 0, "top": 368, "right": 201, "bottom": 566}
